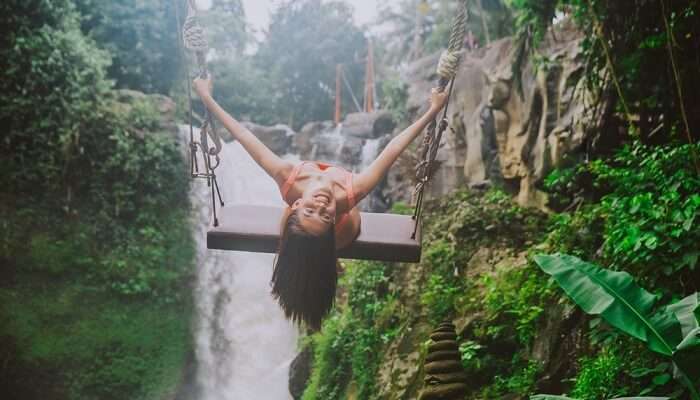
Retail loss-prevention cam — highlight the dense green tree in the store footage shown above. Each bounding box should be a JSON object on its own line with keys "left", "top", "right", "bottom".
{"left": 0, "top": 0, "right": 111, "bottom": 201}
{"left": 254, "top": 0, "right": 367, "bottom": 128}
{"left": 1, "top": 2, "right": 194, "bottom": 399}
{"left": 74, "top": 0, "right": 182, "bottom": 94}
{"left": 376, "top": 0, "right": 514, "bottom": 64}
{"left": 508, "top": 0, "right": 700, "bottom": 148}
{"left": 200, "top": 0, "right": 248, "bottom": 56}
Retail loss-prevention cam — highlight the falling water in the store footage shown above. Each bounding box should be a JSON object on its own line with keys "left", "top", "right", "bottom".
{"left": 186, "top": 126, "right": 298, "bottom": 399}
{"left": 359, "top": 137, "right": 381, "bottom": 172}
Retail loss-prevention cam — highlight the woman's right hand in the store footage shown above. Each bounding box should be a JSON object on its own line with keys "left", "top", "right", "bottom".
{"left": 428, "top": 87, "right": 449, "bottom": 113}
{"left": 193, "top": 76, "right": 213, "bottom": 99}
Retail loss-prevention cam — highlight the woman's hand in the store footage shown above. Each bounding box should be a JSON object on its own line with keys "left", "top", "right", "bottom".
{"left": 428, "top": 87, "right": 449, "bottom": 113}
{"left": 193, "top": 76, "right": 213, "bottom": 99}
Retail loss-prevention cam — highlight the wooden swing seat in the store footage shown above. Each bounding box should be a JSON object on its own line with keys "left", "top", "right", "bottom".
{"left": 207, "top": 205, "right": 421, "bottom": 262}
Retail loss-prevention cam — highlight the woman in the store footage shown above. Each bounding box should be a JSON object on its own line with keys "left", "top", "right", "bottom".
{"left": 194, "top": 77, "right": 448, "bottom": 330}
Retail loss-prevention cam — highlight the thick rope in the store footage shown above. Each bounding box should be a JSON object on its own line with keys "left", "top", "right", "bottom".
{"left": 412, "top": 0, "right": 468, "bottom": 238}
{"left": 183, "top": 14, "right": 208, "bottom": 53}
{"left": 437, "top": 49, "right": 464, "bottom": 81}
{"left": 436, "top": 0, "right": 468, "bottom": 82}
{"left": 177, "top": 0, "right": 224, "bottom": 226}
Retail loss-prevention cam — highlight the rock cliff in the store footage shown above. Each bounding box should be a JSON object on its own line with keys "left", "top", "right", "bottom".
{"left": 395, "top": 19, "right": 595, "bottom": 210}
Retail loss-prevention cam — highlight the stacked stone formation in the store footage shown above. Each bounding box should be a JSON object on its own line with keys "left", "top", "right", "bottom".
{"left": 418, "top": 321, "right": 468, "bottom": 400}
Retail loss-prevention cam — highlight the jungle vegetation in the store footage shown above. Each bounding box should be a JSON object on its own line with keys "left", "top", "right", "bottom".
{"left": 1, "top": 0, "right": 699, "bottom": 399}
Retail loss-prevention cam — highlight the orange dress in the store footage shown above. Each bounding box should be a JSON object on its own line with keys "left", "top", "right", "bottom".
{"left": 279, "top": 161, "right": 357, "bottom": 236}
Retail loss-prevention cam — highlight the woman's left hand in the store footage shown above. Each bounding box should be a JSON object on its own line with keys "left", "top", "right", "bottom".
{"left": 193, "top": 76, "right": 213, "bottom": 99}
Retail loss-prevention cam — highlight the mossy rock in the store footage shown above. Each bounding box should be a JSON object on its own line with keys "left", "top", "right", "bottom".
{"left": 425, "top": 350, "right": 460, "bottom": 363}
{"left": 428, "top": 340, "right": 459, "bottom": 352}
{"left": 424, "top": 371, "right": 468, "bottom": 385}
{"left": 424, "top": 360, "right": 463, "bottom": 374}
{"left": 430, "top": 331, "right": 457, "bottom": 341}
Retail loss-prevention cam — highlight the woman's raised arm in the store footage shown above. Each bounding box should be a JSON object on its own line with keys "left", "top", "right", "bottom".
{"left": 193, "top": 77, "right": 292, "bottom": 185}
{"left": 353, "top": 89, "right": 448, "bottom": 203}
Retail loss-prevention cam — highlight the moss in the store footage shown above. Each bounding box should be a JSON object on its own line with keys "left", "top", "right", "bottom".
{"left": 302, "top": 189, "right": 552, "bottom": 399}
{"left": 302, "top": 261, "right": 397, "bottom": 400}
{"left": 0, "top": 210, "right": 193, "bottom": 399}
{"left": 0, "top": 90, "right": 194, "bottom": 399}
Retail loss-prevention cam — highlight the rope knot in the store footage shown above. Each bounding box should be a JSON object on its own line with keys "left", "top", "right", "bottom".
{"left": 183, "top": 14, "right": 208, "bottom": 53}
{"left": 437, "top": 49, "right": 464, "bottom": 81}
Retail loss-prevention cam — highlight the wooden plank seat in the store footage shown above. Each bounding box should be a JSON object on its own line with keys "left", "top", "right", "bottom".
{"left": 207, "top": 205, "right": 422, "bottom": 262}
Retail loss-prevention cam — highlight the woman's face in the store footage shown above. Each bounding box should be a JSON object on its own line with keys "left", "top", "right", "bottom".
{"left": 291, "top": 182, "right": 337, "bottom": 235}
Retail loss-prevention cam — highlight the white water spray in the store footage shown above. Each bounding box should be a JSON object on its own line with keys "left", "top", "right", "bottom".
{"left": 187, "top": 127, "right": 298, "bottom": 400}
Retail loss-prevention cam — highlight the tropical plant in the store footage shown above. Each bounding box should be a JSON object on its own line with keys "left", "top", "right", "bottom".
{"left": 254, "top": 0, "right": 366, "bottom": 128}
{"left": 533, "top": 253, "right": 700, "bottom": 399}
{"left": 531, "top": 395, "right": 669, "bottom": 400}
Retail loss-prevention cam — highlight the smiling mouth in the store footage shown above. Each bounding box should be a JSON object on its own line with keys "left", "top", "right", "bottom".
{"left": 315, "top": 193, "right": 331, "bottom": 205}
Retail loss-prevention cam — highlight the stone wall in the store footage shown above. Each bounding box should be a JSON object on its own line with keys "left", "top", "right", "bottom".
{"left": 395, "top": 19, "right": 597, "bottom": 210}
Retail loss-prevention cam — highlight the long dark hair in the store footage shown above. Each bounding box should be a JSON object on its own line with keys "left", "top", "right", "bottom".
{"left": 271, "top": 209, "right": 337, "bottom": 331}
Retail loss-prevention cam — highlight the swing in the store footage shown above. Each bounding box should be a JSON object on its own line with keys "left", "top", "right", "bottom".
{"left": 180, "top": 0, "right": 468, "bottom": 263}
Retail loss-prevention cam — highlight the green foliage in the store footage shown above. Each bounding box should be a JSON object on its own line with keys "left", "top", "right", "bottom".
{"left": 0, "top": 2, "right": 194, "bottom": 397}
{"left": 534, "top": 342, "right": 675, "bottom": 400}
{"left": 421, "top": 272, "right": 460, "bottom": 324}
{"left": 389, "top": 201, "right": 413, "bottom": 215}
{"left": 210, "top": 57, "right": 279, "bottom": 125}
{"left": 592, "top": 143, "right": 700, "bottom": 282}
{"left": 544, "top": 207, "right": 605, "bottom": 258}
{"left": 302, "top": 314, "right": 353, "bottom": 400}
{"left": 571, "top": 349, "right": 624, "bottom": 400}
{"left": 483, "top": 359, "right": 543, "bottom": 398}
{"left": 376, "top": 0, "right": 513, "bottom": 64}
{"left": 0, "top": 0, "right": 111, "bottom": 196}
{"left": 302, "top": 260, "right": 399, "bottom": 400}
{"left": 531, "top": 397, "right": 669, "bottom": 400}
{"left": 74, "top": 0, "right": 184, "bottom": 94}
{"left": 379, "top": 75, "right": 409, "bottom": 123}
{"left": 543, "top": 142, "right": 700, "bottom": 291}
{"left": 507, "top": 0, "right": 700, "bottom": 147}
{"left": 459, "top": 339, "right": 484, "bottom": 369}
{"left": 482, "top": 261, "right": 555, "bottom": 344}
{"left": 198, "top": 0, "right": 248, "bottom": 56}
{"left": 504, "top": 0, "right": 557, "bottom": 45}
{"left": 417, "top": 190, "right": 546, "bottom": 326}
{"left": 536, "top": 254, "right": 683, "bottom": 356}
{"left": 254, "top": 0, "right": 366, "bottom": 128}
{"left": 535, "top": 254, "right": 700, "bottom": 398}
{"left": 424, "top": 189, "right": 546, "bottom": 249}
{"left": 0, "top": 283, "right": 190, "bottom": 399}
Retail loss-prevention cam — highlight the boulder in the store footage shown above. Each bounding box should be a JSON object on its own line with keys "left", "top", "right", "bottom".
{"left": 341, "top": 110, "right": 396, "bottom": 138}
{"left": 288, "top": 346, "right": 313, "bottom": 400}
{"left": 295, "top": 120, "right": 334, "bottom": 159}
{"left": 241, "top": 122, "right": 295, "bottom": 155}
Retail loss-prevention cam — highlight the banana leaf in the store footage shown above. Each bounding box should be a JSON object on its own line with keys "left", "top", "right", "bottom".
{"left": 667, "top": 294, "right": 700, "bottom": 337}
{"left": 530, "top": 396, "right": 669, "bottom": 400}
{"left": 534, "top": 254, "right": 679, "bottom": 356}
{"left": 673, "top": 327, "right": 700, "bottom": 387}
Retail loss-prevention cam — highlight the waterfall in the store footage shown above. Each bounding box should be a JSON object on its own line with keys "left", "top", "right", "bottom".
{"left": 358, "top": 137, "right": 381, "bottom": 172}
{"left": 186, "top": 126, "right": 298, "bottom": 399}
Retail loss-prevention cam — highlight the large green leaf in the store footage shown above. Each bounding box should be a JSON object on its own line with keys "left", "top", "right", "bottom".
{"left": 673, "top": 327, "right": 700, "bottom": 388}
{"left": 667, "top": 294, "right": 700, "bottom": 337}
{"left": 530, "top": 396, "right": 668, "bottom": 400}
{"left": 534, "top": 254, "right": 676, "bottom": 356}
